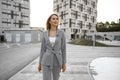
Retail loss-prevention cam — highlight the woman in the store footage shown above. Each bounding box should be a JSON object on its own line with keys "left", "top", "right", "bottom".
{"left": 38, "top": 13, "right": 66, "bottom": 80}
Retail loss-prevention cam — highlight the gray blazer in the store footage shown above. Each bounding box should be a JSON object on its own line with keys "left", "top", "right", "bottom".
{"left": 39, "top": 29, "right": 66, "bottom": 68}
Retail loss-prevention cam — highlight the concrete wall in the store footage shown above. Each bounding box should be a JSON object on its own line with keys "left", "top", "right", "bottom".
{"left": 4, "top": 29, "right": 43, "bottom": 43}
{"left": 96, "top": 32, "right": 120, "bottom": 41}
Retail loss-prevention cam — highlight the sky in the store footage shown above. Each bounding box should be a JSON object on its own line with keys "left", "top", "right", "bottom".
{"left": 30, "top": 0, "right": 53, "bottom": 27}
{"left": 30, "top": 0, "right": 120, "bottom": 27}
{"left": 97, "top": 0, "right": 120, "bottom": 23}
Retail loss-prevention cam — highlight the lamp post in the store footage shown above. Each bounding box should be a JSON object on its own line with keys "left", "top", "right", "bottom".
{"left": 93, "top": 32, "right": 96, "bottom": 46}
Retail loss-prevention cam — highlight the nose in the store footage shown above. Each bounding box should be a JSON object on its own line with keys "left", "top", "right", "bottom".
{"left": 54, "top": 19, "right": 58, "bottom": 22}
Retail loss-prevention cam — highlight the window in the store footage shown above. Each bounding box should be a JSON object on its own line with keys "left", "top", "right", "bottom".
{"left": 73, "top": 29, "right": 78, "bottom": 34}
{"left": 87, "top": 23, "right": 92, "bottom": 29}
{"left": 2, "top": 19, "right": 11, "bottom": 27}
{"left": 63, "top": 1, "right": 68, "bottom": 9}
{"left": 2, "top": 2, "right": 11, "bottom": 7}
{"left": 70, "top": 0, "right": 76, "bottom": 8}
{"left": 2, "top": 20, "right": 11, "bottom": 24}
{"left": 87, "top": 7, "right": 92, "bottom": 14}
{"left": 13, "top": 3, "right": 29, "bottom": 12}
{"left": 83, "top": 14, "right": 87, "bottom": 21}
{"left": 77, "top": 4, "right": 83, "bottom": 11}
{"left": 91, "top": 1, "right": 95, "bottom": 8}
{"left": 60, "top": 11, "right": 68, "bottom": 19}
{"left": 11, "top": 11, "right": 19, "bottom": 19}
{"left": 69, "top": 19, "right": 72, "bottom": 27}
{"left": 57, "top": 5, "right": 59, "bottom": 12}
{"left": 21, "top": 13, "right": 29, "bottom": 19}
{"left": 71, "top": 10, "right": 78, "bottom": 19}
{"left": 83, "top": 0, "right": 87, "bottom": 5}
{"left": 80, "top": 21, "right": 83, "bottom": 28}
{"left": 77, "top": 21, "right": 83, "bottom": 28}
{"left": 91, "top": 16, "right": 95, "bottom": 23}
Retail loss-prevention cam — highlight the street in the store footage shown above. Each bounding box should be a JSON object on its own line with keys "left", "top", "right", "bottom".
{"left": 0, "top": 43, "right": 41, "bottom": 80}
{"left": 8, "top": 43, "right": 120, "bottom": 80}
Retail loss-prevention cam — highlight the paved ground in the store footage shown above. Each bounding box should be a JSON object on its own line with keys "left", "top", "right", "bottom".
{"left": 8, "top": 43, "right": 120, "bottom": 80}
{"left": 0, "top": 43, "right": 41, "bottom": 80}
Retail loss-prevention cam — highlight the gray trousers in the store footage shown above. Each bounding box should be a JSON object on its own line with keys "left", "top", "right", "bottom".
{"left": 42, "top": 66, "right": 61, "bottom": 80}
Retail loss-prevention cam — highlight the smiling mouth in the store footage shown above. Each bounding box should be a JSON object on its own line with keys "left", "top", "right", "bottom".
{"left": 54, "top": 23, "right": 58, "bottom": 24}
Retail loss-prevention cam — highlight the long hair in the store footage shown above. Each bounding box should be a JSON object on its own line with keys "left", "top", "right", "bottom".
{"left": 46, "top": 13, "right": 59, "bottom": 30}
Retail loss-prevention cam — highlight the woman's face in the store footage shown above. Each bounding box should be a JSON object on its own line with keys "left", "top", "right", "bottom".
{"left": 49, "top": 15, "right": 59, "bottom": 27}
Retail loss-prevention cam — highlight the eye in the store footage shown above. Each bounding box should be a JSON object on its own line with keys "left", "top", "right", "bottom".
{"left": 53, "top": 18, "right": 55, "bottom": 20}
{"left": 52, "top": 17, "right": 58, "bottom": 20}
{"left": 56, "top": 18, "right": 58, "bottom": 20}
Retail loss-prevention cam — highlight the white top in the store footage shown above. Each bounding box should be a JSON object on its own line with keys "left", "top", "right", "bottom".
{"left": 49, "top": 37, "right": 56, "bottom": 46}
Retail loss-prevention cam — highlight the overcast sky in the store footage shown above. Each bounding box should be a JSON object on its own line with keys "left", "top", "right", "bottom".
{"left": 30, "top": 0, "right": 120, "bottom": 27}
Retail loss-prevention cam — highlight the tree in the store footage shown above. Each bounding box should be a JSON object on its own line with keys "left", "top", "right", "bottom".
{"left": 96, "top": 21, "right": 120, "bottom": 32}
{"left": 111, "top": 21, "right": 116, "bottom": 25}
{"left": 118, "top": 19, "right": 120, "bottom": 25}
{"left": 105, "top": 21, "right": 110, "bottom": 28}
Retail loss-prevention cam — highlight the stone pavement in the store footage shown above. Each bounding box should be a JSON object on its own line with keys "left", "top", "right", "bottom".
{"left": 8, "top": 43, "right": 120, "bottom": 80}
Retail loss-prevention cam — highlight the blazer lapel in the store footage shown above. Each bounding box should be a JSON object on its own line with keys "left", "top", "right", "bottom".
{"left": 45, "top": 29, "right": 60, "bottom": 48}
{"left": 53, "top": 29, "right": 59, "bottom": 48}
{"left": 46, "top": 31, "right": 52, "bottom": 47}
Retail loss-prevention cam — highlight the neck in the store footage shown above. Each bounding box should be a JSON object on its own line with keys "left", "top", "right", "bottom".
{"left": 50, "top": 26, "right": 57, "bottom": 31}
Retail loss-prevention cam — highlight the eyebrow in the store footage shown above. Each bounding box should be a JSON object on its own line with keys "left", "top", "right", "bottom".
{"left": 52, "top": 17, "right": 58, "bottom": 19}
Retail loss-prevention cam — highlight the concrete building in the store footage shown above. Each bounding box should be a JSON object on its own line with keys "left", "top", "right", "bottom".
{"left": 53, "top": 0, "right": 97, "bottom": 40}
{"left": 0, "top": 0, "right": 30, "bottom": 41}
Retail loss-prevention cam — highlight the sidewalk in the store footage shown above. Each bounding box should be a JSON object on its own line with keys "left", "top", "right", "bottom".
{"left": 8, "top": 43, "right": 120, "bottom": 80}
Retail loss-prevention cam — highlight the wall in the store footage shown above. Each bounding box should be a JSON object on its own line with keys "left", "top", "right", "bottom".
{"left": 4, "top": 29, "right": 43, "bottom": 43}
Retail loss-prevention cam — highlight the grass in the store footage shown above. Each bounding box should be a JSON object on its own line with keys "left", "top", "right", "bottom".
{"left": 68, "top": 38, "right": 117, "bottom": 47}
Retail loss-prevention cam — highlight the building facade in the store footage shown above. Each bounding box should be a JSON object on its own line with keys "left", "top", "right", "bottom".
{"left": 53, "top": 0, "right": 97, "bottom": 39}
{"left": 0, "top": 0, "right": 30, "bottom": 41}
{"left": 4, "top": 29, "right": 43, "bottom": 43}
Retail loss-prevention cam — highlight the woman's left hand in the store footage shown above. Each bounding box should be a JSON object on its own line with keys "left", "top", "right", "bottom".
{"left": 62, "top": 64, "right": 66, "bottom": 72}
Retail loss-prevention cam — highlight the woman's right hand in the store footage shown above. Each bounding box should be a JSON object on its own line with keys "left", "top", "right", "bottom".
{"left": 38, "top": 64, "right": 42, "bottom": 72}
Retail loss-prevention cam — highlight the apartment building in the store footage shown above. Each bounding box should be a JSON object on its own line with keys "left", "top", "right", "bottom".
{"left": 53, "top": 0, "right": 97, "bottom": 39}
{"left": 0, "top": 0, "right": 30, "bottom": 41}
